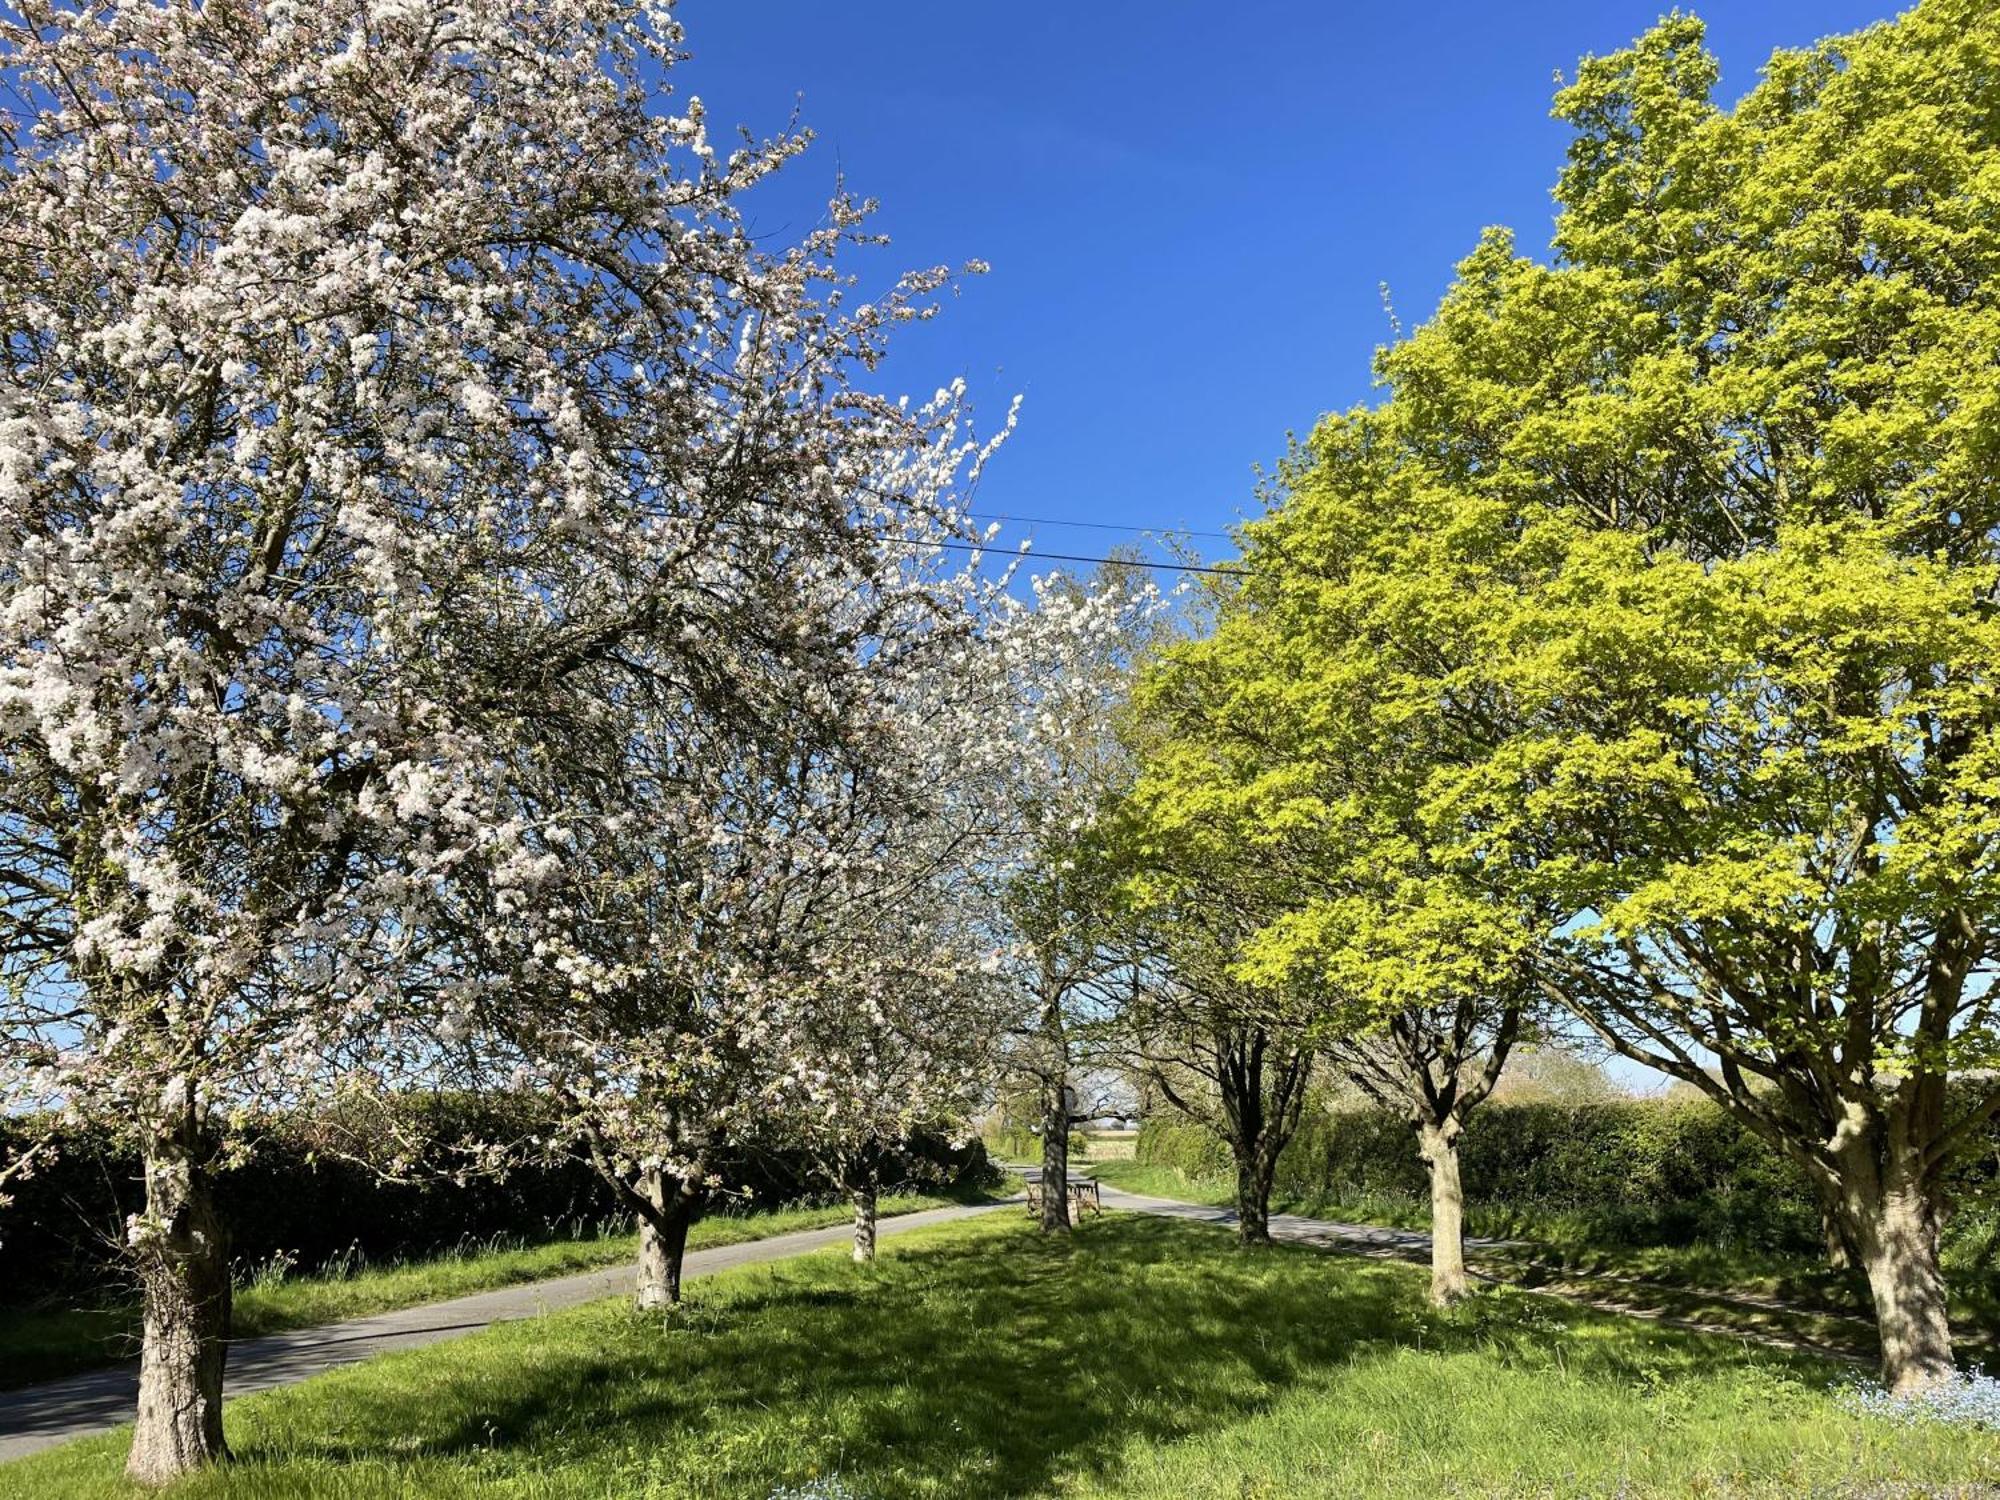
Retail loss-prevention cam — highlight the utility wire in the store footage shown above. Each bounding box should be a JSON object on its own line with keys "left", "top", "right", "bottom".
{"left": 927, "top": 536, "right": 1247, "bottom": 578}
{"left": 967, "top": 510, "right": 1237, "bottom": 543}
{"left": 708, "top": 507, "right": 1252, "bottom": 578}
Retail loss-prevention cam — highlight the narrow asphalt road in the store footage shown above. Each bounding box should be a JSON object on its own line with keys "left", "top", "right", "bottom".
{"left": 1008, "top": 1162, "right": 1511, "bottom": 1256}
{"left": 0, "top": 1199, "right": 1009, "bottom": 1465}
{"left": 1091, "top": 1181, "right": 1514, "bottom": 1255}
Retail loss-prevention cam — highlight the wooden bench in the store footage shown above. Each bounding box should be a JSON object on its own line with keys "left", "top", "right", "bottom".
{"left": 1023, "top": 1177, "right": 1102, "bottom": 1218}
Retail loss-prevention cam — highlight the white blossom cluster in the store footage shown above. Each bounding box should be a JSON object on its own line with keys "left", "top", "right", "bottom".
{"left": 459, "top": 506, "right": 1157, "bottom": 1208}
{"left": 0, "top": 0, "right": 1055, "bottom": 1180}
{"left": 0, "top": 0, "right": 1154, "bottom": 1301}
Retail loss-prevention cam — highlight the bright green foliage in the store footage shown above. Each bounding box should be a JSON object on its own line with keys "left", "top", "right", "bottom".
{"left": 1127, "top": 561, "right": 1527, "bottom": 1030}
{"left": 1301, "top": 0, "right": 2000, "bottom": 1108}
{"left": 1137, "top": 0, "right": 2000, "bottom": 1385}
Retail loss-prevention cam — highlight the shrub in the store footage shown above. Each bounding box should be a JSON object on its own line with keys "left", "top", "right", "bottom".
{"left": 1137, "top": 1094, "right": 1999, "bottom": 1257}
{"left": 981, "top": 1124, "right": 1114, "bottom": 1162}
{"left": 0, "top": 1098, "right": 992, "bottom": 1305}
{"left": 982, "top": 1127, "right": 1042, "bottom": 1164}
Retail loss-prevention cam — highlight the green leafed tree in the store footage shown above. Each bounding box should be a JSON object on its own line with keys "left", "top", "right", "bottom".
{"left": 1126, "top": 597, "right": 1532, "bottom": 1302}
{"left": 1111, "top": 842, "right": 1316, "bottom": 1249}
{"left": 1214, "top": 0, "right": 2000, "bottom": 1391}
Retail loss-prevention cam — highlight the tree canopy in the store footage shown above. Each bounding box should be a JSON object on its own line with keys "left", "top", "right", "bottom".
{"left": 1118, "top": 0, "right": 2000, "bottom": 1392}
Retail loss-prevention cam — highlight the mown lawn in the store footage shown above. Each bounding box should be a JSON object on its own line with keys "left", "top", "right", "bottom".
{"left": 0, "top": 1188, "right": 996, "bottom": 1390}
{"left": 4, "top": 1212, "right": 1993, "bottom": 1499}
{"left": 1088, "top": 1160, "right": 2000, "bottom": 1361}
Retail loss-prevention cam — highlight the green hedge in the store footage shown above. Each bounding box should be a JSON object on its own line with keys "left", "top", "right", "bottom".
{"left": 0, "top": 1098, "right": 992, "bottom": 1305}
{"left": 1136, "top": 1097, "right": 2000, "bottom": 1255}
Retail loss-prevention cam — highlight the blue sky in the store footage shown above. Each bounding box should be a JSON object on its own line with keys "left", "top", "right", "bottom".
{"left": 677, "top": 3, "right": 1908, "bottom": 1093}
{"left": 676, "top": 0, "right": 1901, "bottom": 571}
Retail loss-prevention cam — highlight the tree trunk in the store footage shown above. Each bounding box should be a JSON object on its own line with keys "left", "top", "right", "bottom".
{"left": 1040, "top": 1086, "right": 1071, "bottom": 1234}
{"left": 1418, "top": 1121, "right": 1471, "bottom": 1308}
{"left": 636, "top": 1214, "right": 674, "bottom": 1310}
{"left": 659, "top": 1205, "right": 691, "bottom": 1303}
{"left": 126, "top": 1110, "right": 231, "bottom": 1486}
{"left": 852, "top": 1181, "right": 879, "bottom": 1263}
{"left": 1233, "top": 1147, "right": 1274, "bottom": 1247}
{"left": 1820, "top": 1200, "right": 1854, "bottom": 1276}
{"left": 1843, "top": 1170, "right": 1956, "bottom": 1393}
{"left": 634, "top": 1168, "right": 695, "bottom": 1310}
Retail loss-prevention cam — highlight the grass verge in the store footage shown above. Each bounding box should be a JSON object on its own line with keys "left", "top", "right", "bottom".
{"left": 2, "top": 1211, "right": 1992, "bottom": 1498}
{"left": 1087, "top": 1161, "right": 1998, "bottom": 1365}
{"left": 0, "top": 1185, "right": 1003, "bottom": 1390}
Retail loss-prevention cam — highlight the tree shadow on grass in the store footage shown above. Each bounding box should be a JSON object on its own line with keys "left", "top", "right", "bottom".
{"left": 234, "top": 1214, "right": 1818, "bottom": 1499}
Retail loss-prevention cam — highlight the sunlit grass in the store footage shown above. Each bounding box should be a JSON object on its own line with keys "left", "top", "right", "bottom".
{"left": 3, "top": 1212, "right": 1991, "bottom": 1499}
{"left": 1089, "top": 1160, "right": 1998, "bottom": 1360}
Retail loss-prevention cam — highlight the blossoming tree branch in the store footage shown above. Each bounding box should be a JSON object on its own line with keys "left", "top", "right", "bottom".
{"left": 0, "top": 0, "right": 1124, "bottom": 1482}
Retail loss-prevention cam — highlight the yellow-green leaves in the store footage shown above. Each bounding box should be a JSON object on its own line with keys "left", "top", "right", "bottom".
{"left": 1133, "top": 0, "right": 2000, "bottom": 1089}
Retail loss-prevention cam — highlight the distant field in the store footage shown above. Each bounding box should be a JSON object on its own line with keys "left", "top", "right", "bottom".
{"left": 1080, "top": 1130, "right": 1139, "bottom": 1161}
{"left": 981, "top": 1128, "right": 1139, "bottom": 1163}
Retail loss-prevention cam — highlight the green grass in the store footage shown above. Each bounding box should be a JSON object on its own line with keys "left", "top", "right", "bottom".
{"left": 0, "top": 1188, "right": 999, "bottom": 1390}
{"left": 1088, "top": 1161, "right": 1999, "bottom": 1364}
{"left": 3, "top": 1211, "right": 1992, "bottom": 1499}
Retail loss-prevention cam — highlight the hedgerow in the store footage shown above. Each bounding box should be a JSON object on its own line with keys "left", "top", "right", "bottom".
{"left": 0, "top": 1097, "right": 990, "bottom": 1304}
{"left": 1136, "top": 1095, "right": 1999, "bottom": 1255}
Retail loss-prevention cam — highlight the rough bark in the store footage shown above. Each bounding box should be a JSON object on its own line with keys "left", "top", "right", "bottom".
{"left": 657, "top": 1206, "right": 691, "bottom": 1303}
{"left": 1233, "top": 1147, "right": 1274, "bottom": 1247}
{"left": 852, "top": 1182, "right": 879, "bottom": 1263}
{"left": 1151, "top": 1024, "right": 1309, "bottom": 1250}
{"left": 1819, "top": 1199, "right": 1855, "bottom": 1276}
{"left": 636, "top": 1215, "right": 674, "bottom": 1310}
{"left": 1039, "top": 1085, "right": 1072, "bottom": 1234}
{"left": 126, "top": 1109, "right": 231, "bottom": 1486}
{"left": 634, "top": 1167, "right": 695, "bottom": 1310}
{"left": 1221, "top": 1041, "right": 1276, "bottom": 1247}
{"left": 1418, "top": 1120, "right": 1470, "bottom": 1307}
{"left": 1328, "top": 998, "right": 1517, "bottom": 1306}
{"left": 1835, "top": 1147, "right": 1956, "bottom": 1394}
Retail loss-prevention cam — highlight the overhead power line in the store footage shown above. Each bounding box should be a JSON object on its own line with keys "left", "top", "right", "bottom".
{"left": 713, "top": 508, "right": 1252, "bottom": 578}
{"left": 966, "top": 511, "right": 1238, "bottom": 543}
{"left": 927, "top": 536, "right": 1248, "bottom": 578}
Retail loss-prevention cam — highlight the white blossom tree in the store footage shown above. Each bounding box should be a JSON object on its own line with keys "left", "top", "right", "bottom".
{"left": 0, "top": 0, "right": 985, "bottom": 1479}
{"left": 983, "top": 568, "right": 1164, "bottom": 1233}
{"left": 434, "top": 379, "right": 1033, "bottom": 1301}
{"left": 465, "top": 514, "right": 1152, "bottom": 1296}
{"left": 770, "top": 629, "right": 1027, "bottom": 1265}
{"left": 787, "top": 909, "right": 1009, "bottom": 1263}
